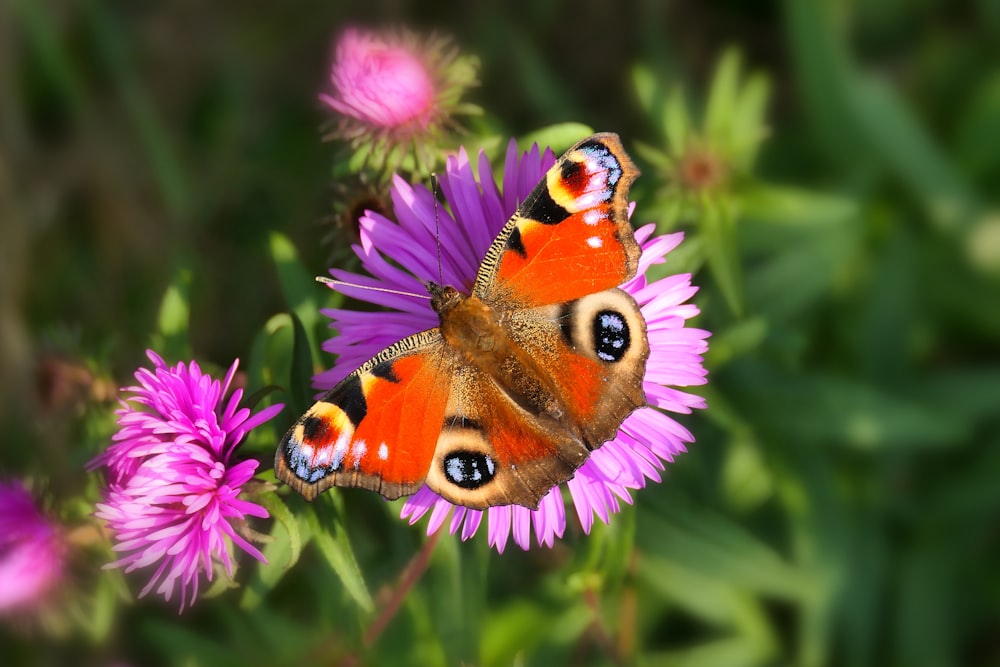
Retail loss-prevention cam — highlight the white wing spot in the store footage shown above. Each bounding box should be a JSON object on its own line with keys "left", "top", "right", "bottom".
{"left": 351, "top": 440, "right": 367, "bottom": 469}
{"left": 586, "top": 236, "right": 603, "bottom": 248}
{"left": 446, "top": 457, "right": 464, "bottom": 483}
{"left": 330, "top": 432, "right": 350, "bottom": 470}
{"left": 583, "top": 210, "right": 602, "bottom": 226}
{"left": 378, "top": 442, "right": 389, "bottom": 460}
{"left": 576, "top": 192, "right": 600, "bottom": 209}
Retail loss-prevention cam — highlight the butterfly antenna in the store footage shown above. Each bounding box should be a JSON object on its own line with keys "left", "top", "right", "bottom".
{"left": 316, "top": 276, "right": 430, "bottom": 300}
{"left": 431, "top": 173, "right": 444, "bottom": 287}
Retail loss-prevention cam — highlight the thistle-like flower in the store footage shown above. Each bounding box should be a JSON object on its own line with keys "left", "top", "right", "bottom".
{"left": 91, "top": 351, "right": 283, "bottom": 609}
{"left": 320, "top": 28, "right": 479, "bottom": 176}
{"left": 0, "top": 481, "right": 65, "bottom": 612}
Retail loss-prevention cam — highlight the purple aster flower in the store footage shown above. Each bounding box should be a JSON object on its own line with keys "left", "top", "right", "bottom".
{"left": 318, "top": 139, "right": 709, "bottom": 552}
{"left": 90, "top": 351, "right": 283, "bottom": 609}
{"left": 0, "top": 481, "right": 65, "bottom": 612}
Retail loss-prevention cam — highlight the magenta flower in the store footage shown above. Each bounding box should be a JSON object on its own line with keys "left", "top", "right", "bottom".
{"left": 90, "top": 351, "right": 283, "bottom": 609}
{"left": 318, "top": 138, "right": 709, "bottom": 552}
{"left": 320, "top": 28, "right": 479, "bottom": 174}
{"left": 322, "top": 28, "right": 436, "bottom": 130}
{"left": 0, "top": 481, "right": 65, "bottom": 612}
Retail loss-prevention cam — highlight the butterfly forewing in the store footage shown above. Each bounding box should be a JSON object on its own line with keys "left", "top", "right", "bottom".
{"left": 275, "top": 331, "right": 454, "bottom": 501}
{"left": 474, "top": 133, "right": 640, "bottom": 307}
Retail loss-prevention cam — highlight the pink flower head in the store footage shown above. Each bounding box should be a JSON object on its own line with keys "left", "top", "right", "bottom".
{"left": 318, "top": 138, "right": 710, "bottom": 552}
{"left": 322, "top": 28, "right": 435, "bottom": 130}
{"left": 91, "top": 351, "right": 284, "bottom": 610}
{"left": 0, "top": 481, "right": 65, "bottom": 612}
{"left": 319, "top": 28, "right": 479, "bottom": 176}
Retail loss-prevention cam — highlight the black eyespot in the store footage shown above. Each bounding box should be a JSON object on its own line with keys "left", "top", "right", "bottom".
{"left": 442, "top": 451, "right": 496, "bottom": 489}
{"left": 593, "top": 309, "right": 630, "bottom": 362}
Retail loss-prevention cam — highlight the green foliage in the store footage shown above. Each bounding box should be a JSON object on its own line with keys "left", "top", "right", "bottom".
{"left": 4, "top": 1, "right": 999, "bottom": 666}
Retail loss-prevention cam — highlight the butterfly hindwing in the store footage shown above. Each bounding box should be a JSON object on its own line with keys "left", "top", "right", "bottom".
{"left": 423, "top": 364, "right": 591, "bottom": 509}
{"left": 474, "top": 133, "right": 640, "bottom": 308}
{"left": 420, "top": 289, "right": 648, "bottom": 509}
{"left": 275, "top": 331, "right": 453, "bottom": 501}
{"left": 511, "top": 288, "right": 649, "bottom": 447}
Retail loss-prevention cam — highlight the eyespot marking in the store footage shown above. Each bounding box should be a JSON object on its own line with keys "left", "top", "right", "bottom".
{"left": 442, "top": 451, "right": 496, "bottom": 489}
{"left": 593, "top": 309, "right": 630, "bottom": 362}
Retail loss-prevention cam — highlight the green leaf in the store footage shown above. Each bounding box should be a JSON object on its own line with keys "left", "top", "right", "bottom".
{"left": 645, "top": 637, "right": 776, "bottom": 667}
{"left": 703, "top": 317, "right": 767, "bottom": 369}
{"left": 261, "top": 491, "right": 303, "bottom": 568}
{"left": 289, "top": 312, "right": 315, "bottom": 416}
{"left": 728, "top": 362, "right": 970, "bottom": 450}
{"left": 782, "top": 0, "right": 866, "bottom": 169}
{"left": 893, "top": 539, "right": 958, "bottom": 666}
{"left": 74, "top": 574, "right": 118, "bottom": 641}
{"left": 720, "top": 432, "right": 773, "bottom": 513}
{"left": 154, "top": 265, "right": 191, "bottom": 359}
{"left": 632, "top": 65, "right": 659, "bottom": 118}
{"left": 849, "top": 74, "right": 974, "bottom": 229}
{"left": 740, "top": 183, "right": 858, "bottom": 229}
{"left": 270, "top": 232, "right": 326, "bottom": 350}
{"left": 240, "top": 499, "right": 302, "bottom": 610}
{"left": 705, "top": 49, "right": 742, "bottom": 145}
{"left": 637, "top": 497, "right": 816, "bottom": 601}
{"left": 700, "top": 195, "right": 744, "bottom": 317}
{"left": 483, "top": 601, "right": 592, "bottom": 666}
{"left": 424, "top": 535, "right": 482, "bottom": 666}
{"left": 12, "top": 0, "right": 87, "bottom": 112}
{"left": 633, "top": 139, "right": 674, "bottom": 172}
{"left": 246, "top": 313, "right": 295, "bottom": 409}
{"left": 730, "top": 71, "right": 771, "bottom": 166}
{"left": 743, "top": 221, "right": 860, "bottom": 322}
{"left": 142, "top": 617, "right": 245, "bottom": 667}
{"left": 663, "top": 85, "right": 693, "bottom": 154}
{"left": 307, "top": 501, "right": 374, "bottom": 613}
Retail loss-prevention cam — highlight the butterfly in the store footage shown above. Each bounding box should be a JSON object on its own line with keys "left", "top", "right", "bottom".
{"left": 275, "top": 133, "right": 648, "bottom": 510}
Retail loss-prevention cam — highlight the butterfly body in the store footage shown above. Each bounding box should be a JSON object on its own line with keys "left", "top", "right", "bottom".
{"left": 276, "top": 134, "right": 648, "bottom": 509}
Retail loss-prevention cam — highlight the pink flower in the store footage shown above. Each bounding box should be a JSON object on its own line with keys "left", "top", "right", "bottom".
{"left": 321, "top": 29, "right": 435, "bottom": 130}
{"left": 91, "top": 351, "right": 283, "bottom": 610}
{"left": 318, "top": 139, "right": 709, "bottom": 552}
{"left": 319, "top": 28, "right": 479, "bottom": 175}
{"left": 0, "top": 481, "right": 64, "bottom": 612}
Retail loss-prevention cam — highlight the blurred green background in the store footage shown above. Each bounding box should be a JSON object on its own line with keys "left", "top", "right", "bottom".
{"left": 3, "top": 1, "right": 1000, "bottom": 666}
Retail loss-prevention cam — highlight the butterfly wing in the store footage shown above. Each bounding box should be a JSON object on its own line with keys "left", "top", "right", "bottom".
{"left": 509, "top": 288, "right": 649, "bottom": 447}
{"left": 275, "top": 330, "right": 454, "bottom": 502}
{"left": 422, "top": 288, "right": 649, "bottom": 510}
{"left": 474, "top": 133, "right": 640, "bottom": 307}
{"left": 422, "top": 364, "right": 590, "bottom": 509}
{"left": 416, "top": 133, "right": 649, "bottom": 508}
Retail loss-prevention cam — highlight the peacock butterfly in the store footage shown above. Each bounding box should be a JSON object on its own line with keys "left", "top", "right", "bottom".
{"left": 275, "top": 133, "right": 648, "bottom": 509}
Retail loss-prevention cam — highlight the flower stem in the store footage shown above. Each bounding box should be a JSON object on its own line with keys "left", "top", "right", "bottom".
{"left": 364, "top": 528, "right": 443, "bottom": 648}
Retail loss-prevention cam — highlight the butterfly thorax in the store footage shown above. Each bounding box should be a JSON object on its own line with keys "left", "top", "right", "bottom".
{"left": 429, "top": 282, "right": 504, "bottom": 357}
{"left": 428, "top": 281, "right": 570, "bottom": 426}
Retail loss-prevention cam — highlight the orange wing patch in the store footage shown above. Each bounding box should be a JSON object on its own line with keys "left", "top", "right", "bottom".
{"left": 496, "top": 207, "right": 628, "bottom": 305}
{"left": 276, "top": 341, "right": 452, "bottom": 501}
{"left": 349, "top": 354, "right": 449, "bottom": 487}
{"left": 476, "top": 133, "right": 641, "bottom": 308}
